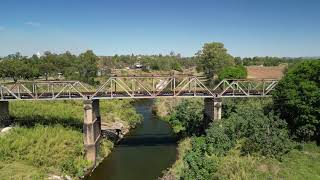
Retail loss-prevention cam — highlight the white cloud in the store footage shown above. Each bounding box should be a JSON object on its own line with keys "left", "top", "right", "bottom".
{"left": 25, "top": 21, "right": 41, "bottom": 27}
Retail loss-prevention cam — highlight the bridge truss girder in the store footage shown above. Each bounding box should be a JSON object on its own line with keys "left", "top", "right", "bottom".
{"left": 0, "top": 76, "right": 278, "bottom": 101}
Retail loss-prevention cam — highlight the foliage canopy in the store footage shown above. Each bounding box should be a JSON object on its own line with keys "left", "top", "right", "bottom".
{"left": 273, "top": 60, "right": 320, "bottom": 141}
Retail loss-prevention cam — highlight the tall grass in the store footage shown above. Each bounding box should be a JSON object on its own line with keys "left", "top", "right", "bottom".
{"left": 9, "top": 99, "right": 141, "bottom": 128}
{"left": 0, "top": 125, "right": 89, "bottom": 177}
{"left": 0, "top": 99, "right": 140, "bottom": 178}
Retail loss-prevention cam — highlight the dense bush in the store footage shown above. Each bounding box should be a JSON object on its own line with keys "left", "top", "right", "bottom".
{"left": 168, "top": 99, "right": 204, "bottom": 136}
{"left": 240, "top": 113, "right": 293, "bottom": 158}
{"left": 218, "top": 65, "right": 247, "bottom": 80}
{"left": 205, "top": 123, "right": 235, "bottom": 156}
{"left": 223, "top": 100, "right": 293, "bottom": 158}
{"left": 179, "top": 99, "right": 293, "bottom": 179}
{"left": 182, "top": 138, "right": 219, "bottom": 180}
{"left": 273, "top": 60, "right": 320, "bottom": 141}
{"left": 182, "top": 150, "right": 218, "bottom": 180}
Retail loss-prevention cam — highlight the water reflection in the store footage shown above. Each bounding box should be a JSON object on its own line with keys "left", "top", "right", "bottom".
{"left": 86, "top": 100, "right": 177, "bottom": 180}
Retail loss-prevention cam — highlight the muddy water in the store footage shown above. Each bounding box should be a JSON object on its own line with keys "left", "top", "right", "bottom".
{"left": 87, "top": 100, "right": 177, "bottom": 180}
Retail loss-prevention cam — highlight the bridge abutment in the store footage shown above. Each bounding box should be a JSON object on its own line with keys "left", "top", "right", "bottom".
{"left": 83, "top": 99, "right": 101, "bottom": 165}
{"left": 204, "top": 98, "right": 222, "bottom": 127}
{"left": 0, "top": 101, "right": 10, "bottom": 127}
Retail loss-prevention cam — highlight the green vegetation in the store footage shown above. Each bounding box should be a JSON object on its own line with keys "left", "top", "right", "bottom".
{"left": 162, "top": 138, "right": 192, "bottom": 180}
{"left": 273, "top": 60, "right": 320, "bottom": 141}
{"left": 153, "top": 98, "right": 180, "bottom": 119}
{"left": 195, "top": 42, "right": 249, "bottom": 84}
{"left": 100, "top": 53, "right": 197, "bottom": 72}
{"left": 10, "top": 100, "right": 141, "bottom": 128}
{"left": 0, "top": 99, "right": 141, "bottom": 178}
{"left": 161, "top": 98, "right": 319, "bottom": 180}
{"left": 166, "top": 99, "right": 204, "bottom": 136}
{"left": 196, "top": 42, "right": 235, "bottom": 83}
{"left": 157, "top": 57, "right": 320, "bottom": 179}
{"left": 215, "top": 142, "right": 320, "bottom": 179}
{"left": 218, "top": 65, "right": 247, "bottom": 80}
{"left": 239, "top": 56, "right": 315, "bottom": 66}
{"left": 0, "top": 50, "right": 99, "bottom": 84}
{"left": 0, "top": 125, "right": 91, "bottom": 177}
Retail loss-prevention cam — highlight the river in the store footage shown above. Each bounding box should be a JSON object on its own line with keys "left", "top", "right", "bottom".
{"left": 87, "top": 100, "right": 178, "bottom": 180}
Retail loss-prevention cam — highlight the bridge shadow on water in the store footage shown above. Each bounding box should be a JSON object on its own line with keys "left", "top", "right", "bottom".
{"left": 116, "top": 134, "right": 178, "bottom": 147}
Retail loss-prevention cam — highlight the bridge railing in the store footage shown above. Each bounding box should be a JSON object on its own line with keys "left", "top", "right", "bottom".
{"left": 0, "top": 76, "right": 278, "bottom": 101}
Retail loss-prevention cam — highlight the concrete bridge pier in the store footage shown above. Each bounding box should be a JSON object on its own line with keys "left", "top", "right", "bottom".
{"left": 0, "top": 101, "right": 10, "bottom": 127}
{"left": 83, "top": 99, "right": 101, "bottom": 165}
{"left": 204, "top": 98, "right": 222, "bottom": 127}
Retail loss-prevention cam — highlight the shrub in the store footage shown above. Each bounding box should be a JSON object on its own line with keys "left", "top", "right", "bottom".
{"left": 273, "top": 60, "right": 320, "bottom": 141}
{"left": 205, "top": 122, "right": 235, "bottom": 156}
{"left": 182, "top": 150, "right": 219, "bottom": 180}
{"left": 168, "top": 99, "right": 204, "bottom": 136}
{"left": 218, "top": 65, "right": 247, "bottom": 80}
{"left": 241, "top": 113, "right": 293, "bottom": 159}
{"left": 207, "top": 99, "right": 293, "bottom": 158}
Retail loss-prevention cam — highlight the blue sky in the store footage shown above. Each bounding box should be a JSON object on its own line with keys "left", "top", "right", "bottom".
{"left": 0, "top": 0, "right": 319, "bottom": 57}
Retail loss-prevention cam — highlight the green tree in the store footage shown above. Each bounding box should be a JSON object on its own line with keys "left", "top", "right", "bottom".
{"left": 77, "top": 50, "right": 99, "bottom": 84}
{"left": 273, "top": 60, "right": 320, "bottom": 141}
{"left": 196, "top": 42, "right": 234, "bottom": 85}
{"left": 168, "top": 99, "right": 204, "bottom": 136}
{"left": 234, "top": 57, "right": 242, "bottom": 65}
{"left": 0, "top": 60, "right": 20, "bottom": 81}
{"left": 218, "top": 65, "right": 247, "bottom": 80}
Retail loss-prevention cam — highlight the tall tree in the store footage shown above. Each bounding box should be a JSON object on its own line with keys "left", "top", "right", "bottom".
{"left": 77, "top": 50, "right": 98, "bottom": 84}
{"left": 273, "top": 60, "right": 320, "bottom": 141}
{"left": 196, "top": 42, "right": 234, "bottom": 84}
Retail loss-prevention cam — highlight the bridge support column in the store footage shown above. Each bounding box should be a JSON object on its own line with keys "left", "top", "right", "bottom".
{"left": 0, "top": 101, "right": 10, "bottom": 127}
{"left": 204, "top": 98, "right": 222, "bottom": 127}
{"left": 83, "top": 99, "right": 101, "bottom": 165}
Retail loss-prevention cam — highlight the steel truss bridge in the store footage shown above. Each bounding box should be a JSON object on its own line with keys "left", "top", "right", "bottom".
{"left": 0, "top": 75, "right": 278, "bottom": 101}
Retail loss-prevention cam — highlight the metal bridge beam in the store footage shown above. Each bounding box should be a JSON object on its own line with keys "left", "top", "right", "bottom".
{"left": 0, "top": 78, "right": 278, "bottom": 100}
{"left": 83, "top": 99, "right": 101, "bottom": 165}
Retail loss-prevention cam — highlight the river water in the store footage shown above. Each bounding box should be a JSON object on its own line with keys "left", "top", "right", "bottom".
{"left": 87, "top": 100, "right": 177, "bottom": 180}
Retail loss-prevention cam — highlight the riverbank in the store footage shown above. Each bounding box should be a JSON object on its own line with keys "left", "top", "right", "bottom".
{"left": 163, "top": 139, "right": 320, "bottom": 179}
{"left": 0, "top": 100, "right": 141, "bottom": 179}
{"left": 154, "top": 98, "right": 320, "bottom": 179}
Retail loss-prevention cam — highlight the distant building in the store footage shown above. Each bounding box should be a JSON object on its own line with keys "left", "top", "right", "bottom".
{"left": 134, "top": 62, "right": 143, "bottom": 69}
{"left": 36, "top": 52, "right": 41, "bottom": 58}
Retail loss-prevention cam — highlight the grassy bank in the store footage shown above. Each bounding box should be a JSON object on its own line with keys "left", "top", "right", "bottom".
{"left": 165, "top": 135, "right": 320, "bottom": 180}
{"left": 0, "top": 100, "right": 141, "bottom": 179}
{"left": 153, "top": 98, "right": 180, "bottom": 120}
{"left": 161, "top": 138, "right": 191, "bottom": 180}
{"left": 9, "top": 100, "right": 141, "bottom": 128}
{"left": 213, "top": 142, "right": 320, "bottom": 179}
